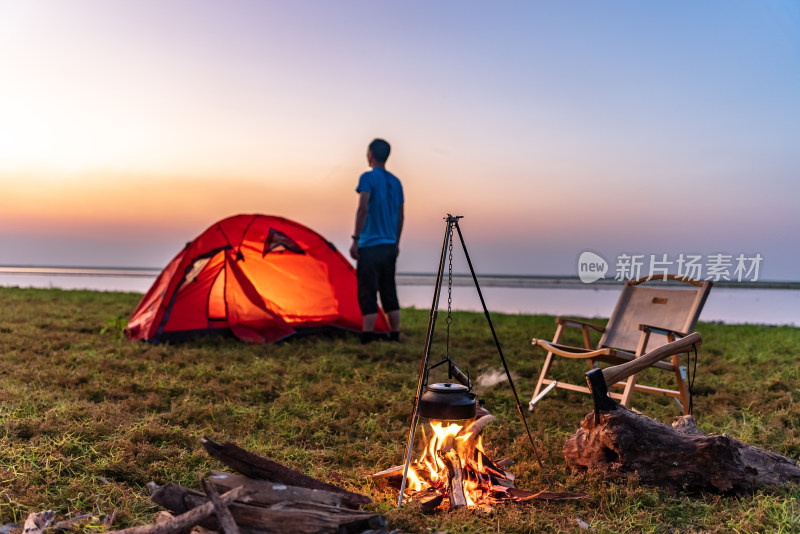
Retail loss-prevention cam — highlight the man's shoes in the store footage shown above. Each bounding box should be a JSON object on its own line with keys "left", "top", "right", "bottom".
{"left": 388, "top": 331, "right": 400, "bottom": 342}
{"left": 360, "top": 331, "right": 376, "bottom": 344}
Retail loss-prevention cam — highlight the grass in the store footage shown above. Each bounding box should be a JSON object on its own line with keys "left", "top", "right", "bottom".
{"left": 0, "top": 286, "right": 799, "bottom": 533}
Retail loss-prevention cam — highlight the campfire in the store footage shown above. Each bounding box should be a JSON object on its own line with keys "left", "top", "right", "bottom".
{"left": 372, "top": 408, "right": 573, "bottom": 512}
{"left": 376, "top": 215, "right": 584, "bottom": 511}
{"left": 404, "top": 412, "right": 503, "bottom": 508}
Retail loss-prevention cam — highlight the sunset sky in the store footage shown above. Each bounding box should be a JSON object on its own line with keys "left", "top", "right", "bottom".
{"left": 2, "top": 1, "right": 799, "bottom": 280}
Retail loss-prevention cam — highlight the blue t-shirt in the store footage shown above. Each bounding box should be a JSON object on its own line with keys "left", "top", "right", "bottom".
{"left": 356, "top": 168, "right": 404, "bottom": 248}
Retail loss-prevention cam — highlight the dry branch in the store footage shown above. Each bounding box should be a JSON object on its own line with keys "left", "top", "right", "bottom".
{"left": 564, "top": 409, "right": 800, "bottom": 494}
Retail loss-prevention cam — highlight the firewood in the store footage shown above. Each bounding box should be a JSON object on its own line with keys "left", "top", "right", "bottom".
{"left": 200, "top": 478, "right": 239, "bottom": 534}
{"left": 22, "top": 511, "right": 54, "bottom": 534}
{"left": 200, "top": 438, "right": 371, "bottom": 509}
{"left": 564, "top": 409, "right": 800, "bottom": 494}
{"left": 494, "top": 458, "right": 515, "bottom": 468}
{"left": 206, "top": 471, "right": 355, "bottom": 509}
{"left": 151, "top": 482, "right": 386, "bottom": 534}
{"left": 457, "top": 414, "right": 495, "bottom": 460}
{"left": 418, "top": 493, "right": 444, "bottom": 514}
{"left": 113, "top": 485, "right": 245, "bottom": 534}
{"left": 368, "top": 465, "right": 406, "bottom": 479}
{"left": 440, "top": 450, "right": 467, "bottom": 510}
{"left": 461, "top": 414, "right": 495, "bottom": 441}
{"left": 527, "top": 491, "right": 587, "bottom": 501}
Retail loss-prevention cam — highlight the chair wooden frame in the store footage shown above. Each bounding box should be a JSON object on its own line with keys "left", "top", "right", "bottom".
{"left": 530, "top": 275, "right": 712, "bottom": 414}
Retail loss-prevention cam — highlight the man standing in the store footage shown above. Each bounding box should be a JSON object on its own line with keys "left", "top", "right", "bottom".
{"left": 349, "top": 138, "right": 404, "bottom": 343}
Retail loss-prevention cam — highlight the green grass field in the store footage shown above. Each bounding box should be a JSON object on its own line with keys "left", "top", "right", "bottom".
{"left": 1, "top": 286, "right": 798, "bottom": 533}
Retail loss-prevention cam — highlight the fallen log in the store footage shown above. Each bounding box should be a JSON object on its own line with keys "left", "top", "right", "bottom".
{"left": 200, "top": 437, "right": 371, "bottom": 509}
{"left": 564, "top": 409, "right": 800, "bottom": 494}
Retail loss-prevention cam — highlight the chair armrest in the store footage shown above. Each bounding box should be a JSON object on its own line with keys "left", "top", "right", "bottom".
{"left": 636, "top": 324, "right": 695, "bottom": 361}
{"left": 555, "top": 317, "right": 606, "bottom": 333}
{"left": 638, "top": 323, "right": 689, "bottom": 339}
{"left": 532, "top": 338, "right": 620, "bottom": 360}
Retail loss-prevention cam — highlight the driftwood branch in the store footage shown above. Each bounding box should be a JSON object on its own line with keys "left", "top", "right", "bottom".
{"left": 564, "top": 409, "right": 800, "bottom": 494}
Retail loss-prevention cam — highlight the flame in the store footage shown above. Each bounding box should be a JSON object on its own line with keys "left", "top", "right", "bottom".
{"left": 403, "top": 418, "right": 497, "bottom": 507}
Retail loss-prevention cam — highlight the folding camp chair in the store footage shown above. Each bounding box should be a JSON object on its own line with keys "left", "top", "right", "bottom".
{"left": 530, "top": 275, "right": 712, "bottom": 414}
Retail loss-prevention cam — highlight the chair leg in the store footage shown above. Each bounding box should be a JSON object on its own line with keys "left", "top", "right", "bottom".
{"left": 621, "top": 327, "right": 651, "bottom": 409}
{"left": 533, "top": 352, "right": 555, "bottom": 398}
{"left": 672, "top": 353, "right": 691, "bottom": 415}
{"left": 620, "top": 373, "right": 639, "bottom": 408}
{"left": 532, "top": 323, "right": 565, "bottom": 399}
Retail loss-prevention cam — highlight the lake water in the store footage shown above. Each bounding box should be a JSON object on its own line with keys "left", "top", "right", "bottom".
{"left": 1, "top": 271, "right": 797, "bottom": 327}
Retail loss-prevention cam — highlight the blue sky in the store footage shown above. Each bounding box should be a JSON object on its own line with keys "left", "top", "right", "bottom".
{"left": 1, "top": 1, "right": 798, "bottom": 280}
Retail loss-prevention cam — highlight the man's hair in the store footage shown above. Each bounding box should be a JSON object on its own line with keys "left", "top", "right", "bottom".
{"left": 368, "top": 138, "right": 391, "bottom": 163}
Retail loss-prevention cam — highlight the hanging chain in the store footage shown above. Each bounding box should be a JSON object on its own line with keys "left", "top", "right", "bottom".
{"left": 445, "top": 220, "right": 454, "bottom": 362}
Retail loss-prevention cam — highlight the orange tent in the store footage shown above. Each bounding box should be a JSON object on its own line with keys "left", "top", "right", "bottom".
{"left": 126, "top": 214, "right": 388, "bottom": 343}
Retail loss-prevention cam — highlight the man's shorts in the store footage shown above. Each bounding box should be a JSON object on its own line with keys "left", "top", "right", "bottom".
{"left": 357, "top": 243, "right": 399, "bottom": 315}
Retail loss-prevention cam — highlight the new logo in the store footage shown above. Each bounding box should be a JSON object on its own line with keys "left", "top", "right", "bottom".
{"left": 578, "top": 251, "right": 608, "bottom": 283}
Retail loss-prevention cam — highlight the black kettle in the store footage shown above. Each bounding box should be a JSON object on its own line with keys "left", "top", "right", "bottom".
{"left": 419, "top": 382, "right": 477, "bottom": 420}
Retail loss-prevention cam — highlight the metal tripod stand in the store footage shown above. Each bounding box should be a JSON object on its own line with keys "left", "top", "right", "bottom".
{"left": 397, "top": 215, "right": 551, "bottom": 507}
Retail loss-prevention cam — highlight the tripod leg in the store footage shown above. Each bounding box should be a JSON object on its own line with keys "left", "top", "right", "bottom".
{"left": 397, "top": 216, "right": 453, "bottom": 506}
{"left": 453, "top": 220, "right": 552, "bottom": 488}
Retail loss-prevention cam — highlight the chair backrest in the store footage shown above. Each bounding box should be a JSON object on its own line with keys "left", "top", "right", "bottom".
{"left": 599, "top": 276, "right": 712, "bottom": 353}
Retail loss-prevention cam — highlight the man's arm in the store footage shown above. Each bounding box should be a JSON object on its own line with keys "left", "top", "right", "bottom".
{"left": 395, "top": 202, "right": 404, "bottom": 255}
{"left": 349, "top": 191, "right": 370, "bottom": 260}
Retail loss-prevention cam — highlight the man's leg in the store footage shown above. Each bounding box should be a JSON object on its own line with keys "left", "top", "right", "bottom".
{"left": 362, "top": 313, "right": 378, "bottom": 332}
{"left": 387, "top": 310, "right": 400, "bottom": 331}
{"left": 356, "top": 246, "right": 382, "bottom": 343}
{"left": 387, "top": 310, "right": 401, "bottom": 341}
{"left": 375, "top": 244, "right": 401, "bottom": 340}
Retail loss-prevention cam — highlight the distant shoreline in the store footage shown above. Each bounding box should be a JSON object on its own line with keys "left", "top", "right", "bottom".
{"left": 1, "top": 266, "right": 798, "bottom": 291}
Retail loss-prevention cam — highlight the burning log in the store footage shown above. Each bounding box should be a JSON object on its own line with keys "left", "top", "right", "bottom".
{"left": 564, "top": 410, "right": 800, "bottom": 494}
{"left": 440, "top": 450, "right": 467, "bottom": 510}
{"left": 372, "top": 411, "right": 585, "bottom": 510}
